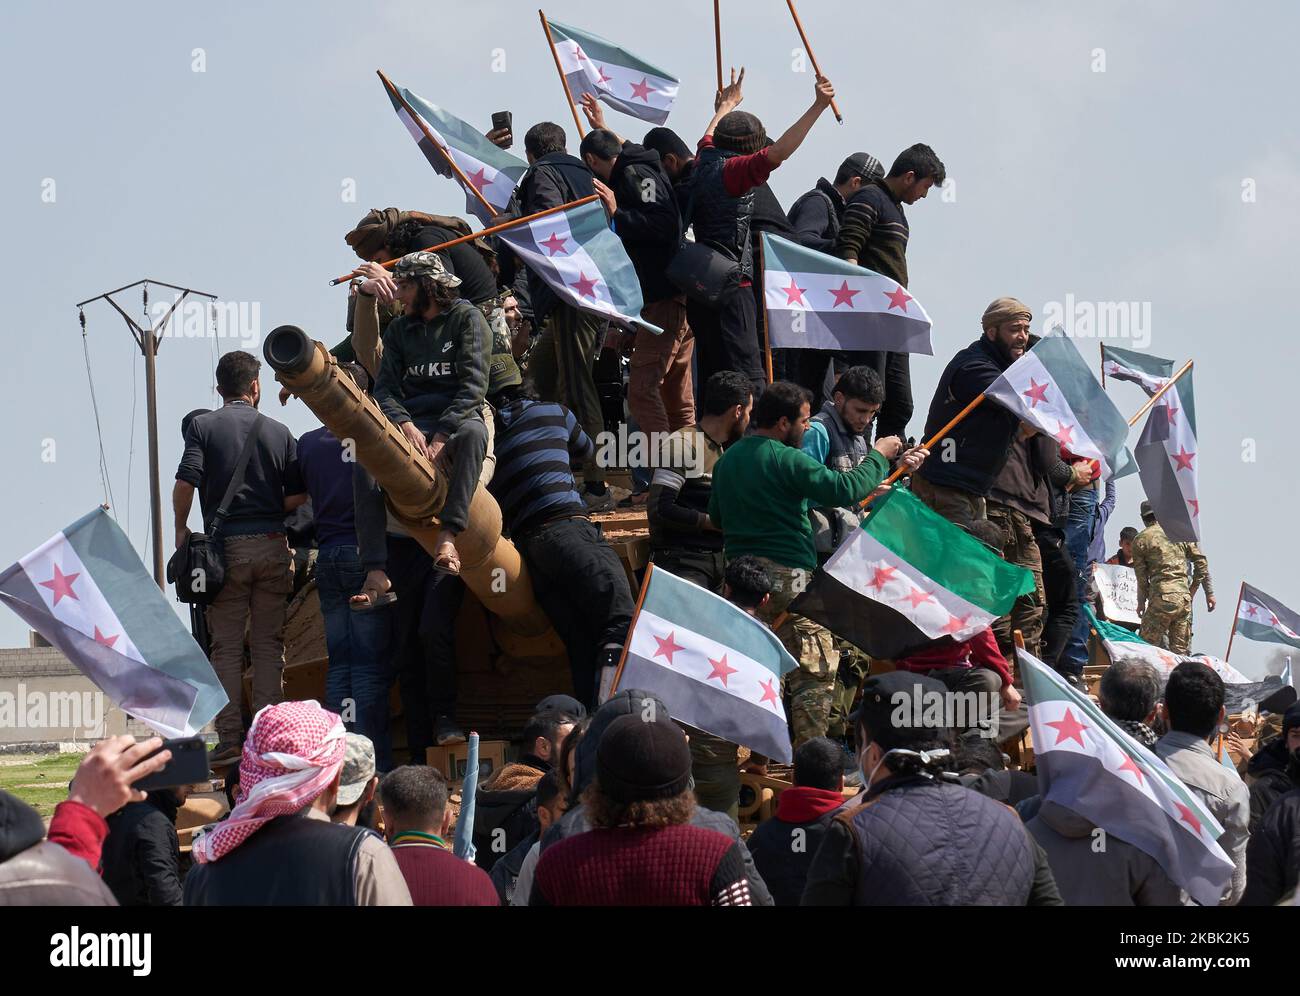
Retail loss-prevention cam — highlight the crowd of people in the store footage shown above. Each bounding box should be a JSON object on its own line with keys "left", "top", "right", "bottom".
{"left": 2, "top": 64, "right": 1296, "bottom": 910}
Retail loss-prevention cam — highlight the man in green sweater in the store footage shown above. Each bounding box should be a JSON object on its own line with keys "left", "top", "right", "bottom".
{"left": 709, "top": 382, "right": 928, "bottom": 745}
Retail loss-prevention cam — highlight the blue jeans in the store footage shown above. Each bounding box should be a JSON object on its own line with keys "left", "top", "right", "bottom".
{"left": 1061, "top": 489, "right": 1097, "bottom": 674}
{"left": 316, "top": 545, "right": 394, "bottom": 771}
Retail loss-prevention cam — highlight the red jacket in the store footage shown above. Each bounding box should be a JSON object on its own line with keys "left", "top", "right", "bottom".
{"left": 893, "top": 629, "right": 1012, "bottom": 689}
{"left": 696, "top": 135, "right": 778, "bottom": 197}
{"left": 47, "top": 801, "right": 108, "bottom": 869}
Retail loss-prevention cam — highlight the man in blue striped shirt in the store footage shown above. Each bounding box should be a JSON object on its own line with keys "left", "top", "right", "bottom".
{"left": 490, "top": 390, "right": 634, "bottom": 708}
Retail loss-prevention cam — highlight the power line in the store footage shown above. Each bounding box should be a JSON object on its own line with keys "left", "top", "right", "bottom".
{"left": 78, "top": 309, "right": 116, "bottom": 514}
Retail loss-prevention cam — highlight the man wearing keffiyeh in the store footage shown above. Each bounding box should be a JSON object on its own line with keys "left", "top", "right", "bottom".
{"left": 184, "top": 701, "right": 411, "bottom": 906}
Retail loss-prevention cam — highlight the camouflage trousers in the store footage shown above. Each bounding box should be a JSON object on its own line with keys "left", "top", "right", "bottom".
{"left": 827, "top": 642, "right": 869, "bottom": 741}
{"left": 1141, "top": 590, "right": 1192, "bottom": 654}
{"left": 687, "top": 727, "right": 740, "bottom": 824}
{"left": 987, "top": 503, "right": 1045, "bottom": 659}
{"left": 753, "top": 558, "right": 839, "bottom": 748}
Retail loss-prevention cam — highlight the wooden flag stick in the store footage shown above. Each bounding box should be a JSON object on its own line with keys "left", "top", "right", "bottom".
{"left": 760, "top": 239, "right": 774, "bottom": 382}
{"left": 1099, "top": 342, "right": 1106, "bottom": 391}
{"left": 1224, "top": 580, "right": 1246, "bottom": 662}
{"left": 1126, "top": 359, "right": 1193, "bottom": 427}
{"left": 714, "top": 0, "right": 724, "bottom": 94}
{"left": 785, "top": 0, "right": 842, "bottom": 123}
{"left": 329, "top": 194, "right": 598, "bottom": 285}
{"left": 540, "top": 10, "right": 586, "bottom": 139}
{"left": 376, "top": 70, "right": 496, "bottom": 222}
{"left": 859, "top": 393, "right": 988, "bottom": 509}
{"left": 610, "top": 562, "right": 655, "bottom": 697}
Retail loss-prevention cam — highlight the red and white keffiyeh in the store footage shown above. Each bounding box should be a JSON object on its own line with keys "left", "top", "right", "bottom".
{"left": 192, "top": 700, "right": 347, "bottom": 864}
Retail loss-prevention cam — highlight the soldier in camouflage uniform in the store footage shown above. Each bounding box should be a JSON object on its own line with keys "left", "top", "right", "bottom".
{"left": 1132, "top": 500, "right": 1215, "bottom": 654}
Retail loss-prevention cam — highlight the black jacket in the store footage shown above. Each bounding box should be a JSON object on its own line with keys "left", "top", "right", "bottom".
{"left": 915, "top": 336, "right": 1022, "bottom": 497}
{"left": 609, "top": 142, "right": 681, "bottom": 303}
{"left": 1242, "top": 786, "right": 1300, "bottom": 905}
{"left": 408, "top": 224, "right": 498, "bottom": 305}
{"left": 501, "top": 152, "right": 596, "bottom": 325}
{"left": 787, "top": 177, "right": 845, "bottom": 252}
{"left": 801, "top": 775, "right": 1063, "bottom": 906}
{"left": 102, "top": 792, "right": 183, "bottom": 907}
{"left": 746, "top": 794, "right": 841, "bottom": 906}
{"left": 1248, "top": 737, "right": 1300, "bottom": 835}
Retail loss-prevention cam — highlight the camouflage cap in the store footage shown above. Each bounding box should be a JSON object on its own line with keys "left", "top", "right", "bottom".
{"left": 981, "top": 296, "right": 1032, "bottom": 330}
{"left": 336, "top": 732, "right": 376, "bottom": 806}
{"left": 393, "top": 251, "right": 461, "bottom": 286}
{"left": 1140, "top": 500, "right": 1155, "bottom": 520}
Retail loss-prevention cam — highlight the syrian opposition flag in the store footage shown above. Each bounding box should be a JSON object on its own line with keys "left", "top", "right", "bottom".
{"left": 0, "top": 509, "right": 227, "bottom": 738}
{"left": 1019, "top": 647, "right": 1235, "bottom": 906}
{"left": 1102, "top": 344, "right": 1174, "bottom": 397}
{"left": 385, "top": 82, "right": 528, "bottom": 226}
{"left": 618, "top": 565, "right": 797, "bottom": 763}
{"left": 790, "top": 488, "right": 1034, "bottom": 659}
{"left": 547, "top": 19, "right": 678, "bottom": 125}
{"left": 985, "top": 327, "right": 1131, "bottom": 478}
{"left": 1135, "top": 367, "right": 1200, "bottom": 542}
{"left": 1225, "top": 583, "right": 1300, "bottom": 686}
{"left": 761, "top": 234, "right": 933, "bottom": 356}
{"left": 496, "top": 198, "right": 660, "bottom": 333}
{"left": 1081, "top": 606, "right": 1288, "bottom": 713}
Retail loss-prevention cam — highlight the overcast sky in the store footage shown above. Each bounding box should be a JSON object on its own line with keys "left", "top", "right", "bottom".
{"left": 1, "top": 0, "right": 1296, "bottom": 661}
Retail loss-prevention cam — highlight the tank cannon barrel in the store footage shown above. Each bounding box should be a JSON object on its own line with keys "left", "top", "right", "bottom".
{"left": 263, "top": 325, "right": 552, "bottom": 638}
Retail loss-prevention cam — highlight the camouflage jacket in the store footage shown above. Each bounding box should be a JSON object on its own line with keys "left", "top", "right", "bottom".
{"left": 1131, "top": 523, "right": 1213, "bottom": 602}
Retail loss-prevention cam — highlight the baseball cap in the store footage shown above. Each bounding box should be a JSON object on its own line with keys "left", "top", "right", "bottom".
{"left": 336, "top": 733, "right": 376, "bottom": 806}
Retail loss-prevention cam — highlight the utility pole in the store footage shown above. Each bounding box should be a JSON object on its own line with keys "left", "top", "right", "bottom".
{"left": 76, "top": 279, "right": 218, "bottom": 589}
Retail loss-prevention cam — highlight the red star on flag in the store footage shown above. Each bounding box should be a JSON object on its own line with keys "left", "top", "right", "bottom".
{"left": 941, "top": 613, "right": 969, "bottom": 635}
{"left": 1162, "top": 403, "right": 1180, "bottom": 426}
{"left": 1174, "top": 801, "right": 1203, "bottom": 836}
{"left": 595, "top": 65, "right": 613, "bottom": 84}
{"left": 782, "top": 279, "right": 807, "bottom": 306}
{"left": 828, "top": 280, "right": 860, "bottom": 308}
{"left": 540, "top": 232, "right": 569, "bottom": 256}
{"left": 1171, "top": 446, "right": 1196, "bottom": 472}
{"left": 1187, "top": 499, "right": 1199, "bottom": 517}
{"left": 883, "top": 286, "right": 912, "bottom": 312}
{"left": 1045, "top": 707, "right": 1089, "bottom": 747}
{"left": 1246, "top": 604, "right": 1258, "bottom": 618}
{"left": 570, "top": 272, "right": 599, "bottom": 299}
{"left": 707, "top": 654, "right": 739, "bottom": 687}
{"left": 905, "top": 588, "right": 935, "bottom": 609}
{"left": 758, "top": 677, "right": 780, "bottom": 710}
{"left": 653, "top": 630, "right": 683, "bottom": 664}
{"left": 1116, "top": 754, "right": 1145, "bottom": 785}
{"left": 1022, "top": 379, "right": 1050, "bottom": 408}
{"left": 39, "top": 564, "right": 81, "bottom": 606}
{"left": 465, "top": 167, "right": 491, "bottom": 193}
{"left": 628, "top": 77, "right": 655, "bottom": 102}
{"left": 572, "top": 45, "right": 588, "bottom": 62}
{"left": 93, "top": 627, "right": 119, "bottom": 649}
{"left": 1053, "top": 421, "right": 1075, "bottom": 447}
{"left": 866, "top": 564, "right": 898, "bottom": 592}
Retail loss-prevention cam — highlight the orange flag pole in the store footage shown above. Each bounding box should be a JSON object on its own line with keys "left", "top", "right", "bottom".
{"left": 540, "top": 10, "right": 586, "bottom": 139}
{"left": 785, "top": 0, "right": 843, "bottom": 123}
{"left": 714, "top": 0, "right": 724, "bottom": 95}
{"left": 376, "top": 70, "right": 497, "bottom": 222}
{"left": 1127, "top": 359, "right": 1193, "bottom": 427}
{"left": 858, "top": 393, "right": 988, "bottom": 509}
{"left": 329, "top": 195, "right": 598, "bottom": 285}
{"left": 610, "top": 563, "right": 655, "bottom": 696}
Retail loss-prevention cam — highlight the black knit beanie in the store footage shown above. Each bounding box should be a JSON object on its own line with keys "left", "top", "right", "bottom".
{"left": 714, "top": 111, "right": 767, "bottom": 155}
{"left": 595, "top": 714, "right": 691, "bottom": 803}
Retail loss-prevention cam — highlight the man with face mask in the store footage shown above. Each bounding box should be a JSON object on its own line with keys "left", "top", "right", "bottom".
{"left": 911, "top": 297, "right": 1034, "bottom": 531}
{"left": 800, "top": 672, "right": 1062, "bottom": 906}
{"left": 801, "top": 366, "right": 884, "bottom": 754}
{"left": 710, "top": 382, "right": 928, "bottom": 746}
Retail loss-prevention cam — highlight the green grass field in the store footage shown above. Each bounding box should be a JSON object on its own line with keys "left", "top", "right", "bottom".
{"left": 0, "top": 753, "right": 84, "bottom": 821}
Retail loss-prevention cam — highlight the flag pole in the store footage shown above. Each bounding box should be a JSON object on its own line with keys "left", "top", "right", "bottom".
{"left": 713, "top": 0, "right": 724, "bottom": 95}
{"left": 859, "top": 393, "right": 988, "bottom": 509}
{"left": 1099, "top": 342, "right": 1106, "bottom": 391}
{"left": 330, "top": 194, "right": 598, "bottom": 284}
{"left": 539, "top": 10, "right": 586, "bottom": 139}
{"left": 785, "top": 0, "right": 842, "bottom": 123}
{"left": 610, "top": 562, "right": 655, "bottom": 696}
{"left": 376, "top": 70, "right": 497, "bottom": 222}
{"left": 1224, "top": 580, "right": 1246, "bottom": 662}
{"left": 1126, "top": 359, "right": 1193, "bottom": 427}
{"left": 760, "top": 239, "right": 774, "bottom": 383}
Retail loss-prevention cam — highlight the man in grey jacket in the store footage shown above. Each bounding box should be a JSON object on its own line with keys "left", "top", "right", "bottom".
{"left": 1155, "top": 661, "right": 1251, "bottom": 904}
